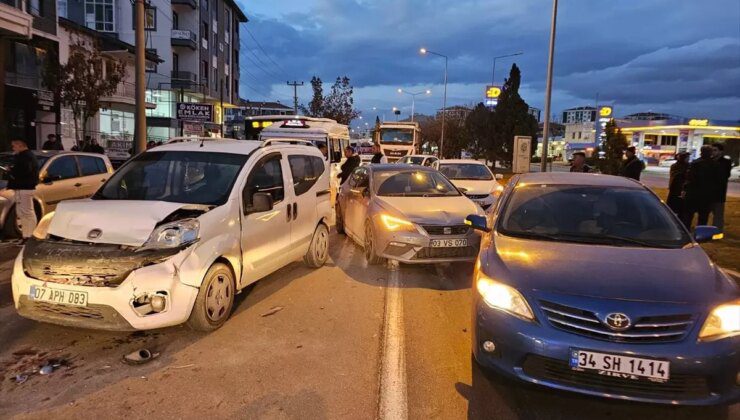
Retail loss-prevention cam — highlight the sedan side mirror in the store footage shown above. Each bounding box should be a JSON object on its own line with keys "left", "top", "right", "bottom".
{"left": 246, "top": 192, "right": 274, "bottom": 214}
{"left": 42, "top": 174, "right": 61, "bottom": 184}
{"left": 694, "top": 225, "right": 722, "bottom": 243}
{"left": 465, "top": 214, "right": 490, "bottom": 233}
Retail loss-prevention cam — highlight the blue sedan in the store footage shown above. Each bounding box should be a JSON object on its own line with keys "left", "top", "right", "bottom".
{"left": 466, "top": 172, "right": 739, "bottom": 405}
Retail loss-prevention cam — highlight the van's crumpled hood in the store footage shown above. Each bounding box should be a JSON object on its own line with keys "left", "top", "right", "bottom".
{"left": 450, "top": 179, "right": 495, "bottom": 195}
{"left": 375, "top": 196, "right": 481, "bottom": 225}
{"left": 48, "top": 200, "right": 204, "bottom": 247}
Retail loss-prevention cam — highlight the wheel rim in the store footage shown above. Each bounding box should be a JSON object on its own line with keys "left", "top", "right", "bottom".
{"left": 364, "top": 225, "right": 374, "bottom": 260}
{"left": 205, "top": 272, "right": 232, "bottom": 322}
{"left": 315, "top": 227, "right": 328, "bottom": 261}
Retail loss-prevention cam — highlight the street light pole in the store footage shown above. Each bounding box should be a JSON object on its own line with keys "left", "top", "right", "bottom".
{"left": 540, "top": 0, "right": 558, "bottom": 173}
{"left": 491, "top": 52, "right": 523, "bottom": 86}
{"left": 420, "top": 48, "right": 448, "bottom": 158}
{"left": 397, "top": 88, "right": 431, "bottom": 123}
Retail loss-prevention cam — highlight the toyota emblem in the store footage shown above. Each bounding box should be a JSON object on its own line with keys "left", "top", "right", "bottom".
{"left": 604, "top": 313, "right": 631, "bottom": 331}
{"left": 87, "top": 229, "right": 102, "bottom": 239}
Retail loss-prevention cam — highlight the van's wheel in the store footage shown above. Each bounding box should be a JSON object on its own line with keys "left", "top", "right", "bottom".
{"left": 364, "top": 220, "right": 384, "bottom": 265}
{"left": 304, "top": 223, "right": 329, "bottom": 268}
{"left": 1, "top": 207, "right": 20, "bottom": 239}
{"left": 335, "top": 203, "right": 345, "bottom": 234}
{"left": 187, "top": 262, "right": 235, "bottom": 331}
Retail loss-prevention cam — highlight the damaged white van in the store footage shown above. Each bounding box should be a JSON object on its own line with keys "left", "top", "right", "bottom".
{"left": 12, "top": 138, "right": 331, "bottom": 331}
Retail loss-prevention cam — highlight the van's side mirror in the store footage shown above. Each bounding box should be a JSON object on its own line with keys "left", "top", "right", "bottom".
{"left": 465, "top": 214, "right": 490, "bottom": 233}
{"left": 245, "top": 192, "right": 274, "bottom": 214}
{"left": 495, "top": 173, "right": 504, "bottom": 180}
{"left": 694, "top": 225, "right": 722, "bottom": 243}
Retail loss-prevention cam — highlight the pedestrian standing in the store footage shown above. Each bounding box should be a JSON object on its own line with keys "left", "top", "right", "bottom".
{"left": 569, "top": 152, "right": 591, "bottom": 173}
{"left": 83, "top": 138, "right": 105, "bottom": 154}
{"left": 710, "top": 143, "right": 732, "bottom": 232}
{"left": 41, "top": 134, "right": 64, "bottom": 151}
{"left": 338, "top": 146, "right": 360, "bottom": 185}
{"left": 619, "top": 146, "right": 644, "bottom": 180}
{"left": 681, "top": 146, "right": 720, "bottom": 229}
{"left": 7, "top": 139, "right": 39, "bottom": 239}
{"left": 370, "top": 143, "right": 387, "bottom": 164}
{"left": 667, "top": 152, "right": 689, "bottom": 217}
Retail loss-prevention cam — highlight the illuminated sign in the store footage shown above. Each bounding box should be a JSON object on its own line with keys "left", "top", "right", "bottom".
{"left": 485, "top": 85, "right": 502, "bottom": 99}
{"left": 176, "top": 103, "right": 213, "bottom": 122}
{"left": 688, "top": 119, "right": 708, "bottom": 126}
{"left": 594, "top": 105, "right": 614, "bottom": 146}
{"left": 281, "top": 119, "right": 308, "bottom": 128}
{"left": 599, "top": 106, "right": 612, "bottom": 117}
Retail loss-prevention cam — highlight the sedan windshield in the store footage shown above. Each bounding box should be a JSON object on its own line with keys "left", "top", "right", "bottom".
{"left": 95, "top": 151, "right": 249, "bottom": 205}
{"left": 379, "top": 129, "right": 414, "bottom": 145}
{"left": 438, "top": 163, "right": 493, "bottom": 180}
{"left": 374, "top": 170, "right": 460, "bottom": 197}
{"left": 499, "top": 184, "right": 691, "bottom": 248}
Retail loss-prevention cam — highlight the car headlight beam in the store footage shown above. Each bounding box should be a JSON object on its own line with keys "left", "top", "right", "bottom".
{"left": 379, "top": 214, "right": 415, "bottom": 232}
{"left": 476, "top": 271, "right": 534, "bottom": 321}
{"left": 699, "top": 300, "right": 740, "bottom": 340}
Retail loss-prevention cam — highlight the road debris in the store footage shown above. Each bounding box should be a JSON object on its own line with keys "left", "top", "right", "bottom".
{"left": 169, "top": 364, "right": 195, "bottom": 370}
{"left": 260, "top": 306, "right": 284, "bottom": 317}
{"left": 122, "top": 349, "right": 159, "bottom": 366}
{"left": 14, "top": 374, "right": 28, "bottom": 384}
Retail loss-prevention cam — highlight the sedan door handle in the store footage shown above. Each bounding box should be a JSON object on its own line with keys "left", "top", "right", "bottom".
{"left": 74, "top": 183, "right": 82, "bottom": 187}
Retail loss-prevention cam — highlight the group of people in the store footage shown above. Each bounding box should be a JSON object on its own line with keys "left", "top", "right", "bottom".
{"left": 40, "top": 133, "right": 106, "bottom": 154}
{"left": 569, "top": 146, "right": 646, "bottom": 181}
{"left": 333, "top": 143, "right": 387, "bottom": 185}
{"left": 668, "top": 144, "right": 732, "bottom": 231}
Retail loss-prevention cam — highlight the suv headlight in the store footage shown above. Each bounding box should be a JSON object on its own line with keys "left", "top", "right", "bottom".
{"left": 379, "top": 214, "right": 416, "bottom": 232}
{"left": 699, "top": 300, "right": 740, "bottom": 340}
{"left": 33, "top": 211, "right": 55, "bottom": 240}
{"left": 476, "top": 269, "right": 534, "bottom": 321}
{"left": 140, "top": 219, "right": 200, "bottom": 251}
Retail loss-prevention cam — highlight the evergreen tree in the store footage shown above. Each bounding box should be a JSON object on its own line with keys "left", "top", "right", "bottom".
{"left": 465, "top": 103, "right": 494, "bottom": 158}
{"left": 307, "top": 76, "right": 323, "bottom": 117}
{"left": 597, "top": 119, "right": 628, "bottom": 175}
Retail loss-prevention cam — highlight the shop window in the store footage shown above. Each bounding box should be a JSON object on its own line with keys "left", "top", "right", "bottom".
{"left": 644, "top": 134, "right": 658, "bottom": 146}
{"left": 660, "top": 135, "right": 677, "bottom": 146}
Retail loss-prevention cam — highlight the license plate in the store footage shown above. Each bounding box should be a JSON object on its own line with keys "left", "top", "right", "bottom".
{"left": 569, "top": 349, "right": 670, "bottom": 381}
{"left": 29, "top": 285, "right": 88, "bottom": 307}
{"left": 430, "top": 238, "right": 468, "bottom": 248}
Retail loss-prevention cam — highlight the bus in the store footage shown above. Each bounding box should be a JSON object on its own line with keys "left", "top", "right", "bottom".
{"left": 374, "top": 121, "right": 421, "bottom": 162}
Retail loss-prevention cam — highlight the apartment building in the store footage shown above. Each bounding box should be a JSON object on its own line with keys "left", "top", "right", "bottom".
{"left": 561, "top": 106, "right": 596, "bottom": 124}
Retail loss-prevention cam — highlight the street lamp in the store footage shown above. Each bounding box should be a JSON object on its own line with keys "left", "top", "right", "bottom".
{"left": 491, "top": 52, "right": 523, "bottom": 86}
{"left": 540, "top": 0, "right": 558, "bottom": 173}
{"left": 397, "top": 88, "right": 431, "bottom": 122}
{"left": 420, "top": 47, "right": 448, "bottom": 158}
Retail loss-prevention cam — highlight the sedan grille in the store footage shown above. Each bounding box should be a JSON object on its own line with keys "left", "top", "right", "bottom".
{"left": 539, "top": 300, "right": 693, "bottom": 343}
{"left": 413, "top": 246, "right": 477, "bottom": 260}
{"left": 522, "top": 355, "right": 710, "bottom": 400}
{"left": 421, "top": 225, "right": 470, "bottom": 236}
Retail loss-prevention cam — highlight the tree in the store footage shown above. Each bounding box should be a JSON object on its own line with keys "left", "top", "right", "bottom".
{"left": 596, "top": 119, "right": 628, "bottom": 175}
{"left": 306, "top": 76, "right": 323, "bottom": 117}
{"left": 301, "top": 75, "right": 360, "bottom": 124}
{"left": 465, "top": 103, "right": 494, "bottom": 159}
{"left": 419, "top": 114, "right": 467, "bottom": 157}
{"left": 44, "top": 41, "right": 125, "bottom": 145}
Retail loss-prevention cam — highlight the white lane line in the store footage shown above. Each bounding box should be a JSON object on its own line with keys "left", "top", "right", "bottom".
{"left": 378, "top": 261, "right": 407, "bottom": 420}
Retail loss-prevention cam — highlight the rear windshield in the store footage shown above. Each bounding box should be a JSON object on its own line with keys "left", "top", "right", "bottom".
{"left": 95, "top": 151, "right": 249, "bottom": 205}
{"left": 374, "top": 170, "right": 460, "bottom": 197}
{"left": 438, "top": 163, "right": 493, "bottom": 180}
{"left": 498, "top": 184, "right": 691, "bottom": 248}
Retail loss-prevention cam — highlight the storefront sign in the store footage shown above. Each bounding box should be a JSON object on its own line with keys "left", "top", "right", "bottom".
{"left": 176, "top": 103, "right": 213, "bottom": 122}
{"left": 485, "top": 85, "right": 501, "bottom": 107}
{"left": 678, "top": 129, "right": 689, "bottom": 151}
{"left": 512, "top": 136, "right": 531, "bottom": 174}
{"left": 688, "top": 119, "right": 708, "bottom": 127}
{"left": 594, "top": 105, "right": 614, "bottom": 146}
{"left": 183, "top": 121, "right": 205, "bottom": 136}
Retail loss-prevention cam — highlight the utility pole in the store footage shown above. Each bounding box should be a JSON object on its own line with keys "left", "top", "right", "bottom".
{"left": 134, "top": 0, "right": 146, "bottom": 153}
{"left": 540, "top": 0, "right": 558, "bottom": 173}
{"left": 287, "top": 81, "right": 303, "bottom": 115}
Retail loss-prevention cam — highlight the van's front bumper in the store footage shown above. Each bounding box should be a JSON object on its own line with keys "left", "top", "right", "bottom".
{"left": 12, "top": 244, "right": 200, "bottom": 331}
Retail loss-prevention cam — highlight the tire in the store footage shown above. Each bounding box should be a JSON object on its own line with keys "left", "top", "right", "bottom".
{"left": 187, "top": 262, "right": 236, "bottom": 331}
{"left": 364, "top": 220, "right": 384, "bottom": 265}
{"left": 1, "top": 207, "right": 21, "bottom": 239}
{"left": 304, "top": 223, "right": 329, "bottom": 268}
{"left": 335, "top": 203, "right": 345, "bottom": 234}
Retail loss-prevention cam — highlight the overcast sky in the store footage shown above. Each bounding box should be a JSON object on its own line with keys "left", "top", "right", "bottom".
{"left": 234, "top": 0, "right": 740, "bottom": 125}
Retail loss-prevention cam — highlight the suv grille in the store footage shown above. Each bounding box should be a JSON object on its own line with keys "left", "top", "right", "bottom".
{"left": 539, "top": 300, "right": 693, "bottom": 343}
{"left": 522, "top": 355, "right": 710, "bottom": 400}
{"left": 413, "top": 246, "right": 477, "bottom": 260}
{"left": 421, "top": 225, "right": 470, "bottom": 236}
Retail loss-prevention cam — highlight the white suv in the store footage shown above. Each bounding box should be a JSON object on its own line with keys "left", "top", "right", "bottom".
{"left": 12, "top": 138, "right": 331, "bottom": 331}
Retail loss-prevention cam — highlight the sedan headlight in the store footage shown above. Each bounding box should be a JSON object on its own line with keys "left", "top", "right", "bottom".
{"left": 476, "top": 270, "right": 534, "bottom": 321}
{"left": 699, "top": 300, "right": 740, "bottom": 340}
{"left": 140, "top": 219, "right": 200, "bottom": 251}
{"left": 379, "top": 214, "right": 416, "bottom": 232}
{"left": 33, "top": 211, "right": 55, "bottom": 240}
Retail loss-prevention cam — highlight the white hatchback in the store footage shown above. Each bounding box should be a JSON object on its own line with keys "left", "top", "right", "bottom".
{"left": 12, "top": 138, "right": 332, "bottom": 331}
{"left": 434, "top": 159, "right": 503, "bottom": 210}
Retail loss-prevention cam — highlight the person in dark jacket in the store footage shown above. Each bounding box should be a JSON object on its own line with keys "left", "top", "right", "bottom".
{"left": 569, "top": 152, "right": 591, "bottom": 173}
{"left": 7, "top": 139, "right": 39, "bottom": 239}
{"left": 370, "top": 143, "right": 387, "bottom": 164}
{"left": 619, "top": 146, "right": 644, "bottom": 180}
{"left": 710, "top": 143, "right": 733, "bottom": 232}
{"left": 667, "top": 152, "right": 690, "bottom": 216}
{"left": 338, "top": 146, "right": 360, "bottom": 185}
{"left": 41, "top": 134, "right": 64, "bottom": 151}
{"left": 83, "top": 138, "right": 105, "bottom": 154}
{"left": 681, "top": 145, "right": 720, "bottom": 228}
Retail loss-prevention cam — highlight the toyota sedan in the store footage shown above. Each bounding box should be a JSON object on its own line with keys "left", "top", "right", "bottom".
{"left": 466, "top": 172, "right": 739, "bottom": 405}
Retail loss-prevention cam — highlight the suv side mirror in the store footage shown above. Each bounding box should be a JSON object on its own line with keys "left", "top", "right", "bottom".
{"left": 694, "top": 225, "right": 722, "bottom": 243}
{"left": 465, "top": 214, "right": 490, "bottom": 233}
{"left": 246, "top": 192, "right": 274, "bottom": 214}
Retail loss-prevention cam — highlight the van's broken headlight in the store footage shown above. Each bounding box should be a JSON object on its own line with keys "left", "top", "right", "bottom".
{"left": 140, "top": 219, "right": 200, "bottom": 251}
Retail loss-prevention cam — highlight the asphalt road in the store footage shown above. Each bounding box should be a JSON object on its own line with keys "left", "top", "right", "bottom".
{"left": 0, "top": 235, "right": 738, "bottom": 419}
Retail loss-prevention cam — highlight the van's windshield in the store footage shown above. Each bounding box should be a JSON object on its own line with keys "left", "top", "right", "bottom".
{"left": 95, "top": 151, "right": 249, "bottom": 205}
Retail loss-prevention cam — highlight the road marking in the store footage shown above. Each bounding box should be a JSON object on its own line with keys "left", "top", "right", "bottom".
{"left": 378, "top": 261, "right": 407, "bottom": 420}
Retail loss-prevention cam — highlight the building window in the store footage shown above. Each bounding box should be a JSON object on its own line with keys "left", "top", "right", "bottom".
{"left": 58, "top": 0, "right": 67, "bottom": 17}
{"left": 145, "top": 52, "right": 157, "bottom": 73}
{"left": 660, "top": 135, "right": 677, "bottom": 146}
{"left": 644, "top": 134, "right": 658, "bottom": 146}
{"left": 224, "top": 9, "right": 231, "bottom": 44}
{"left": 172, "top": 11, "right": 179, "bottom": 30}
{"left": 202, "top": 23, "right": 209, "bottom": 49}
{"left": 27, "top": 0, "right": 41, "bottom": 16}
{"left": 201, "top": 60, "right": 208, "bottom": 84}
{"left": 133, "top": 5, "right": 157, "bottom": 30}
{"left": 173, "top": 53, "right": 179, "bottom": 72}
{"left": 85, "top": 0, "right": 115, "bottom": 32}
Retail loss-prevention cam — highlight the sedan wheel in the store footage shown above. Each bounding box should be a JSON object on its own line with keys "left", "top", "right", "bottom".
{"left": 364, "top": 221, "right": 384, "bottom": 265}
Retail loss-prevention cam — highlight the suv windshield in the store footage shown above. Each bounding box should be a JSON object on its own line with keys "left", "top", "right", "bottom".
{"left": 379, "top": 129, "right": 414, "bottom": 145}
{"left": 95, "top": 151, "right": 249, "bottom": 205}
{"left": 499, "top": 184, "right": 691, "bottom": 248}
{"left": 374, "top": 170, "right": 460, "bottom": 197}
{"left": 438, "top": 163, "right": 493, "bottom": 180}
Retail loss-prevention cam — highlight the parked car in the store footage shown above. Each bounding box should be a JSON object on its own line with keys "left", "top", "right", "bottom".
{"left": 397, "top": 154, "right": 438, "bottom": 167}
{"left": 12, "top": 138, "right": 332, "bottom": 331}
{"left": 466, "top": 172, "right": 739, "bottom": 405}
{"left": 0, "top": 151, "right": 113, "bottom": 237}
{"left": 336, "top": 164, "right": 483, "bottom": 264}
{"left": 434, "top": 159, "right": 504, "bottom": 210}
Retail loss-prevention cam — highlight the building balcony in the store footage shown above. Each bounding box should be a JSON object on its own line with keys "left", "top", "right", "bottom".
{"left": 101, "top": 81, "right": 136, "bottom": 106}
{"left": 171, "top": 0, "right": 196, "bottom": 9}
{"left": 171, "top": 29, "right": 197, "bottom": 50}
{"left": 171, "top": 71, "right": 200, "bottom": 91}
{"left": 0, "top": 0, "right": 32, "bottom": 38}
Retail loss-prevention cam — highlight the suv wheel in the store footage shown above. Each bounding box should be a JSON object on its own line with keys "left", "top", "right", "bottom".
{"left": 187, "top": 262, "right": 235, "bottom": 331}
{"left": 304, "top": 223, "right": 329, "bottom": 268}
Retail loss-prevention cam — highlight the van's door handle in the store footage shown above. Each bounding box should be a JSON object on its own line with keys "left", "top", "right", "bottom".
{"left": 293, "top": 203, "right": 297, "bottom": 219}
{"left": 287, "top": 203, "right": 292, "bottom": 221}
{"left": 74, "top": 183, "right": 82, "bottom": 187}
